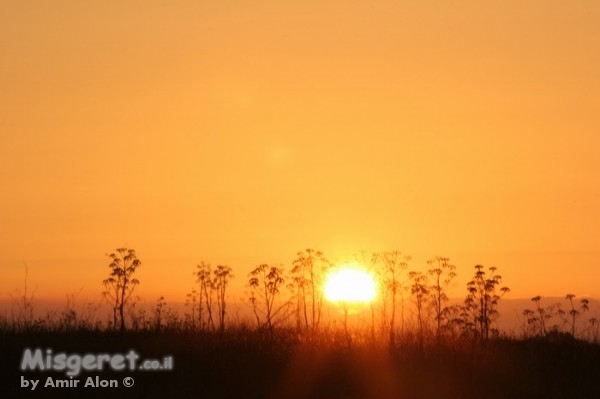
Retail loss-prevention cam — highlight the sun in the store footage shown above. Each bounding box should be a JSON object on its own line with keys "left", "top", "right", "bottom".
{"left": 324, "top": 265, "right": 377, "bottom": 304}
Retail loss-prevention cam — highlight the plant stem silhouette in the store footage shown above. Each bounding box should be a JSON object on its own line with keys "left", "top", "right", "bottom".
{"left": 291, "top": 249, "right": 330, "bottom": 333}
{"left": 214, "top": 265, "right": 233, "bottom": 332}
{"left": 248, "top": 264, "right": 289, "bottom": 332}
{"left": 102, "top": 248, "right": 141, "bottom": 334}
{"left": 465, "top": 265, "right": 510, "bottom": 342}
{"left": 376, "top": 251, "right": 410, "bottom": 346}
{"left": 196, "top": 262, "right": 215, "bottom": 331}
{"left": 427, "top": 256, "right": 456, "bottom": 342}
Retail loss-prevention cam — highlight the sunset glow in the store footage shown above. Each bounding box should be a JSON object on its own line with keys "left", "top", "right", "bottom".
{"left": 324, "top": 266, "right": 377, "bottom": 304}
{"left": 0, "top": 2, "right": 599, "bottom": 305}
{"left": 1, "top": 4, "right": 599, "bottom": 398}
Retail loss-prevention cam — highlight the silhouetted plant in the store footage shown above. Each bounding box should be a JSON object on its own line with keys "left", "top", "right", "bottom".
{"left": 354, "top": 250, "right": 380, "bottom": 342}
{"left": 427, "top": 256, "right": 456, "bottom": 342}
{"left": 290, "top": 249, "right": 330, "bottom": 333}
{"left": 248, "top": 264, "right": 289, "bottom": 332}
{"left": 562, "top": 294, "right": 589, "bottom": 338}
{"left": 443, "top": 304, "right": 469, "bottom": 339}
{"left": 375, "top": 251, "right": 410, "bottom": 346}
{"left": 184, "top": 288, "right": 199, "bottom": 330}
{"left": 79, "top": 299, "right": 100, "bottom": 330}
{"left": 196, "top": 262, "right": 215, "bottom": 330}
{"left": 214, "top": 265, "right": 233, "bottom": 332}
{"left": 409, "top": 270, "right": 430, "bottom": 347}
{"left": 9, "top": 264, "right": 36, "bottom": 331}
{"left": 57, "top": 292, "right": 80, "bottom": 332}
{"left": 532, "top": 295, "right": 547, "bottom": 336}
{"left": 524, "top": 295, "right": 558, "bottom": 338}
{"left": 154, "top": 296, "right": 167, "bottom": 331}
{"left": 521, "top": 308, "right": 538, "bottom": 338}
{"left": 128, "top": 299, "right": 149, "bottom": 331}
{"left": 464, "top": 265, "right": 510, "bottom": 341}
{"left": 102, "top": 248, "right": 141, "bottom": 333}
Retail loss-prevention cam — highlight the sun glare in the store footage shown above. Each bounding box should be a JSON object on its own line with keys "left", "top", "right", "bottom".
{"left": 324, "top": 265, "right": 377, "bottom": 304}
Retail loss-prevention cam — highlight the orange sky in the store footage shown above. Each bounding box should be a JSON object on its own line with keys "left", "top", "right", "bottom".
{"left": 1, "top": 1, "right": 599, "bottom": 305}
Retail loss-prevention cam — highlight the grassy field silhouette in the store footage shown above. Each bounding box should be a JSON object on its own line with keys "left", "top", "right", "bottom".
{"left": 3, "top": 251, "right": 599, "bottom": 398}
{"left": 2, "top": 324, "right": 600, "bottom": 398}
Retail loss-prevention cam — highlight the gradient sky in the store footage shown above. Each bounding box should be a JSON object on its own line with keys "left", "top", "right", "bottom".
{"left": 1, "top": 1, "right": 599, "bottom": 305}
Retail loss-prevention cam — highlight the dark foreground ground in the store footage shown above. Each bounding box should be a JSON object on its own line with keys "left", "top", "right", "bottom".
{"left": 1, "top": 330, "right": 599, "bottom": 399}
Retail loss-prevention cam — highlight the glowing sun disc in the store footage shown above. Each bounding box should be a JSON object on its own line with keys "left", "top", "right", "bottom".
{"left": 324, "top": 267, "right": 377, "bottom": 303}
